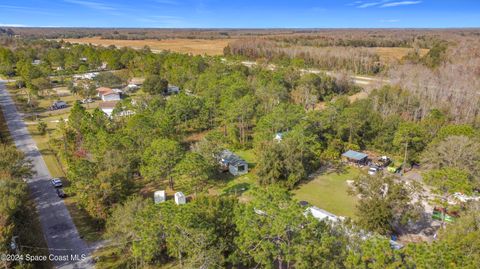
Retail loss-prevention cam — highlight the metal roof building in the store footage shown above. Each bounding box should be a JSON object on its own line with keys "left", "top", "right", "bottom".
{"left": 218, "top": 150, "right": 248, "bottom": 176}
{"left": 342, "top": 150, "right": 368, "bottom": 164}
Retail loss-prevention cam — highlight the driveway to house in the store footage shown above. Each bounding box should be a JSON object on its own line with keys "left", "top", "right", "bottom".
{"left": 0, "top": 81, "right": 93, "bottom": 269}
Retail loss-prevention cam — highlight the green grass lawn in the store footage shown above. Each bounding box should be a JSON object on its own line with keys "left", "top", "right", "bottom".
{"left": 235, "top": 149, "right": 257, "bottom": 167}
{"left": 211, "top": 149, "right": 258, "bottom": 202}
{"left": 27, "top": 124, "right": 66, "bottom": 178}
{"left": 293, "top": 167, "right": 361, "bottom": 218}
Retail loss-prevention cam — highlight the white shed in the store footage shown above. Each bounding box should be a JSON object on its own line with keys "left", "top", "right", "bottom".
{"left": 305, "top": 206, "right": 340, "bottom": 223}
{"left": 174, "top": 192, "right": 186, "bottom": 205}
{"left": 274, "top": 132, "right": 284, "bottom": 142}
{"left": 154, "top": 190, "right": 166, "bottom": 204}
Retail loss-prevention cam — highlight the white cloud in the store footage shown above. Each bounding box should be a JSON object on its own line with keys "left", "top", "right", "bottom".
{"left": 64, "top": 0, "right": 115, "bottom": 10}
{"left": 354, "top": 0, "right": 421, "bottom": 8}
{"left": 357, "top": 0, "right": 391, "bottom": 8}
{"left": 381, "top": 1, "right": 422, "bottom": 7}
{"left": 358, "top": 2, "right": 381, "bottom": 8}
{"left": 0, "top": 23, "right": 27, "bottom": 27}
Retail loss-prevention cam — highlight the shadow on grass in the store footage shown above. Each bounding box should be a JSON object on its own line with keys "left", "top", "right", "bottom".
{"left": 63, "top": 197, "right": 105, "bottom": 242}
{"left": 295, "top": 162, "right": 350, "bottom": 187}
{"left": 222, "top": 182, "right": 251, "bottom": 196}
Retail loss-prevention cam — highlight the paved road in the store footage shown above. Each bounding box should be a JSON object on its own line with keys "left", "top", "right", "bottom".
{"left": 0, "top": 81, "right": 93, "bottom": 269}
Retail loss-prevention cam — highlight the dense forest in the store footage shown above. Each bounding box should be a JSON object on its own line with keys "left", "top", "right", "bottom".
{"left": 225, "top": 31, "right": 480, "bottom": 124}
{"left": 0, "top": 31, "right": 479, "bottom": 268}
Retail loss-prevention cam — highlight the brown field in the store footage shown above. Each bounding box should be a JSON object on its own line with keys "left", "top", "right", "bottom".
{"left": 374, "top": 47, "right": 429, "bottom": 62}
{"left": 63, "top": 37, "right": 234, "bottom": 56}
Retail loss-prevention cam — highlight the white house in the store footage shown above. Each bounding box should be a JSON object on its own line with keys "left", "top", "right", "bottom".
{"left": 97, "top": 87, "right": 121, "bottom": 101}
{"left": 174, "top": 192, "right": 186, "bottom": 205}
{"left": 154, "top": 190, "right": 166, "bottom": 204}
{"left": 102, "top": 92, "right": 121, "bottom": 101}
{"left": 73, "top": 72, "right": 98, "bottom": 80}
{"left": 99, "top": 101, "right": 118, "bottom": 117}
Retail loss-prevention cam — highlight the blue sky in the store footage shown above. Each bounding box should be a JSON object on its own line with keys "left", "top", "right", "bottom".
{"left": 0, "top": 0, "right": 479, "bottom": 28}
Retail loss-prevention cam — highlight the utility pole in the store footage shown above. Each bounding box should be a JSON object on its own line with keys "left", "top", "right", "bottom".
{"left": 402, "top": 140, "right": 408, "bottom": 174}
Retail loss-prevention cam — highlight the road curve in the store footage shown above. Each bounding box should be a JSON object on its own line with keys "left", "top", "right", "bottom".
{"left": 0, "top": 81, "right": 93, "bottom": 269}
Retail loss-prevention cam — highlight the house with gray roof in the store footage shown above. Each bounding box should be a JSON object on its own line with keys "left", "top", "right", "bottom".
{"left": 217, "top": 150, "right": 248, "bottom": 176}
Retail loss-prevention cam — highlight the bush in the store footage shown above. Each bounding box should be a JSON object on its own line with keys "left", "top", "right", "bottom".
{"left": 37, "top": 121, "right": 47, "bottom": 135}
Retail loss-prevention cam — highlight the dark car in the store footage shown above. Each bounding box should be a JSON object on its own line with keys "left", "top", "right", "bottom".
{"left": 298, "top": 201, "right": 310, "bottom": 207}
{"left": 50, "top": 101, "right": 67, "bottom": 111}
{"left": 56, "top": 188, "right": 67, "bottom": 198}
{"left": 51, "top": 178, "right": 63, "bottom": 188}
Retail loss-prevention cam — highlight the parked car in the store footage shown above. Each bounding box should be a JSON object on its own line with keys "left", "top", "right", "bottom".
{"left": 298, "top": 200, "right": 310, "bottom": 207}
{"left": 81, "top": 98, "right": 93, "bottom": 104}
{"left": 51, "top": 178, "right": 63, "bottom": 188}
{"left": 56, "top": 188, "right": 67, "bottom": 198}
{"left": 368, "top": 167, "right": 379, "bottom": 175}
{"left": 387, "top": 165, "right": 402, "bottom": 174}
{"left": 374, "top": 156, "right": 392, "bottom": 167}
{"left": 50, "top": 100, "right": 67, "bottom": 110}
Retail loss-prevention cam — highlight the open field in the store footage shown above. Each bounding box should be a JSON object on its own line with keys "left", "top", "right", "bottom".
{"left": 293, "top": 167, "right": 361, "bottom": 218}
{"left": 63, "top": 37, "right": 234, "bottom": 56}
{"left": 374, "top": 47, "right": 429, "bottom": 62}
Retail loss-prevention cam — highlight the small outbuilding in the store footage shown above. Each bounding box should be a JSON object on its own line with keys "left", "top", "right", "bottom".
{"left": 99, "top": 101, "right": 118, "bottom": 117}
{"left": 217, "top": 150, "right": 248, "bottom": 176}
{"left": 306, "top": 206, "right": 340, "bottom": 223}
{"left": 342, "top": 150, "right": 368, "bottom": 165}
{"left": 274, "top": 132, "right": 284, "bottom": 142}
{"left": 154, "top": 190, "right": 166, "bottom": 204}
{"left": 166, "top": 85, "right": 180, "bottom": 95}
{"left": 174, "top": 192, "right": 186, "bottom": 205}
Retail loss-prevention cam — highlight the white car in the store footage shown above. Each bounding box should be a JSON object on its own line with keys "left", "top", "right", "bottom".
{"left": 368, "top": 167, "right": 379, "bottom": 175}
{"left": 51, "top": 178, "right": 63, "bottom": 188}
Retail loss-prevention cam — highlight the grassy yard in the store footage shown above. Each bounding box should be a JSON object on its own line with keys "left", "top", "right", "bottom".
{"left": 293, "top": 167, "right": 361, "bottom": 218}
{"left": 27, "top": 124, "right": 66, "bottom": 178}
{"left": 63, "top": 198, "right": 104, "bottom": 242}
{"left": 235, "top": 149, "right": 257, "bottom": 169}
{"left": 212, "top": 149, "right": 258, "bottom": 202}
